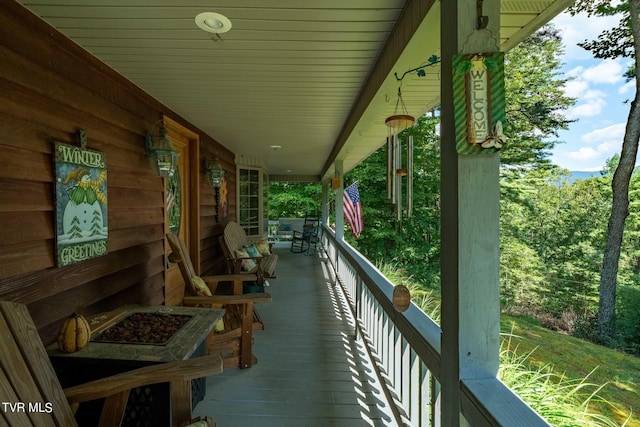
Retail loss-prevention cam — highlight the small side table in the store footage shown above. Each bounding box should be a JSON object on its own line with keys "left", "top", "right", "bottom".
{"left": 48, "top": 305, "right": 224, "bottom": 427}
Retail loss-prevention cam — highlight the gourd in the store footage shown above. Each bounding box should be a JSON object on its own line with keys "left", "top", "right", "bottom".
{"left": 57, "top": 312, "right": 91, "bottom": 353}
{"left": 392, "top": 284, "right": 411, "bottom": 312}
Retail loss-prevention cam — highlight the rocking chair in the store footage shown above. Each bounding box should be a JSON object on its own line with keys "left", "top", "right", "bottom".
{"left": 290, "top": 213, "right": 320, "bottom": 254}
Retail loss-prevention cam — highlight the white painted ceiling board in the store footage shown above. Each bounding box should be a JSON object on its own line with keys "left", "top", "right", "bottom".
{"left": 19, "top": 0, "right": 571, "bottom": 178}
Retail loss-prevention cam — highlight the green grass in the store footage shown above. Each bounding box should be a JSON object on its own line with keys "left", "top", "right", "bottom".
{"left": 501, "top": 315, "right": 639, "bottom": 427}
{"left": 379, "top": 263, "right": 639, "bottom": 425}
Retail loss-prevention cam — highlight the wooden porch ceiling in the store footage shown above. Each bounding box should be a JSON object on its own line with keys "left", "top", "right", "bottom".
{"left": 18, "top": 0, "right": 570, "bottom": 179}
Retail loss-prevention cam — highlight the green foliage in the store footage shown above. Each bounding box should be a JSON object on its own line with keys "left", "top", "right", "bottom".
{"left": 569, "top": 1, "right": 639, "bottom": 341}
{"left": 500, "top": 235, "right": 546, "bottom": 310}
{"left": 497, "top": 163, "right": 640, "bottom": 355}
{"left": 602, "top": 154, "right": 621, "bottom": 178}
{"left": 616, "top": 172, "right": 640, "bottom": 352}
{"left": 506, "top": 175, "right": 596, "bottom": 322}
{"left": 503, "top": 25, "right": 576, "bottom": 166}
{"left": 502, "top": 316, "right": 639, "bottom": 426}
{"left": 501, "top": 169, "right": 609, "bottom": 317}
{"left": 375, "top": 262, "right": 638, "bottom": 425}
{"left": 376, "top": 261, "right": 441, "bottom": 322}
{"left": 309, "top": 21, "right": 640, "bottom": 424}
{"left": 268, "top": 26, "right": 640, "bottom": 420}
{"left": 569, "top": 0, "right": 632, "bottom": 59}
{"left": 345, "top": 113, "right": 442, "bottom": 288}
{"left": 268, "top": 182, "right": 321, "bottom": 219}
{"left": 499, "top": 335, "right": 629, "bottom": 427}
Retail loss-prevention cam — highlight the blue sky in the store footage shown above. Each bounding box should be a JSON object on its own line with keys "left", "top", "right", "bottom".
{"left": 549, "top": 11, "right": 634, "bottom": 171}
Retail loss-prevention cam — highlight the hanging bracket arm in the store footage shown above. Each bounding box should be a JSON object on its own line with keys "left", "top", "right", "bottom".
{"left": 476, "top": 0, "right": 489, "bottom": 29}
{"left": 394, "top": 55, "right": 441, "bottom": 82}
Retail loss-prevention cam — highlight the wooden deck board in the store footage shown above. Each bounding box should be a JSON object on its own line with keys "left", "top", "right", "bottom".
{"left": 193, "top": 243, "right": 396, "bottom": 426}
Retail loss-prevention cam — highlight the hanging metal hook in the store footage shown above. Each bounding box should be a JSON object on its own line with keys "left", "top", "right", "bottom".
{"left": 77, "top": 129, "right": 88, "bottom": 149}
{"left": 477, "top": 0, "right": 489, "bottom": 29}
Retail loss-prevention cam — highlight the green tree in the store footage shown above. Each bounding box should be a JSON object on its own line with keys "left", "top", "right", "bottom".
{"left": 345, "top": 26, "right": 575, "bottom": 288}
{"left": 346, "top": 113, "right": 442, "bottom": 286}
{"left": 269, "top": 182, "right": 321, "bottom": 219}
{"left": 503, "top": 25, "right": 576, "bottom": 167}
{"left": 500, "top": 168, "right": 609, "bottom": 319}
{"left": 499, "top": 27, "right": 585, "bottom": 317}
{"left": 500, "top": 235, "right": 546, "bottom": 310}
{"left": 569, "top": 0, "right": 640, "bottom": 341}
{"left": 616, "top": 170, "right": 640, "bottom": 352}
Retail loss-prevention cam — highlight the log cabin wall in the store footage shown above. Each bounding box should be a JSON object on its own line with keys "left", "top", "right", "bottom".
{"left": 199, "top": 150, "right": 237, "bottom": 276}
{"left": 0, "top": 1, "right": 235, "bottom": 344}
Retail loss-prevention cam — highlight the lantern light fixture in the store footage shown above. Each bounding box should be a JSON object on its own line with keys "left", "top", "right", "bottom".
{"left": 205, "top": 155, "right": 225, "bottom": 188}
{"left": 145, "top": 120, "right": 179, "bottom": 178}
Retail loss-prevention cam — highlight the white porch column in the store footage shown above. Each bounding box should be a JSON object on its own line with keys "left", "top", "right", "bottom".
{"left": 334, "top": 160, "right": 345, "bottom": 241}
{"left": 321, "top": 179, "right": 329, "bottom": 228}
{"left": 440, "top": 0, "right": 501, "bottom": 426}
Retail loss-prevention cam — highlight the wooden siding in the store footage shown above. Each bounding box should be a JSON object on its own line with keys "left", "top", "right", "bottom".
{"left": 0, "top": 0, "right": 234, "bottom": 344}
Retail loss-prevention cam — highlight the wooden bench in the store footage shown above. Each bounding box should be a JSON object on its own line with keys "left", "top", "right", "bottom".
{"left": 0, "top": 300, "right": 222, "bottom": 427}
{"left": 219, "top": 221, "right": 278, "bottom": 280}
{"left": 273, "top": 217, "right": 306, "bottom": 240}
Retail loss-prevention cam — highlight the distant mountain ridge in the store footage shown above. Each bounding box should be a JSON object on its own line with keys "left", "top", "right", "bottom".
{"left": 569, "top": 170, "right": 600, "bottom": 182}
{"left": 568, "top": 166, "right": 640, "bottom": 183}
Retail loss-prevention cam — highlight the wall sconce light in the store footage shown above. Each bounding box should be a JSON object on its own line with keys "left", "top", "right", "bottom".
{"left": 146, "top": 120, "right": 179, "bottom": 177}
{"left": 204, "top": 155, "right": 225, "bottom": 188}
{"left": 205, "top": 155, "right": 225, "bottom": 223}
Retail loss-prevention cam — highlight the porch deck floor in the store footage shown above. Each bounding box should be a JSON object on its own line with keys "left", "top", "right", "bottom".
{"left": 192, "top": 242, "right": 396, "bottom": 426}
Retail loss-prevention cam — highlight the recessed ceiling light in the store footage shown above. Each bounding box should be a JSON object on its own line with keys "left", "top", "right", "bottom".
{"left": 195, "top": 12, "right": 232, "bottom": 34}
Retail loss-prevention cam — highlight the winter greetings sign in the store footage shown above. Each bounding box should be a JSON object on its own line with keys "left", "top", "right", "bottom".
{"left": 54, "top": 141, "right": 108, "bottom": 267}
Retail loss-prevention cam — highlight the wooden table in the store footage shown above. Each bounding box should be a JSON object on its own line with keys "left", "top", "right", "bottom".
{"left": 48, "top": 305, "right": 224, "bottom": 427}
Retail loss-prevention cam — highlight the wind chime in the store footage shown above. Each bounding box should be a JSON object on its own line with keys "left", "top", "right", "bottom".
{"left": 385, "top": 56, "right": 440, "bottom": 221}
{"left": 385, "top": 86, "right": 414, "bottom": 221}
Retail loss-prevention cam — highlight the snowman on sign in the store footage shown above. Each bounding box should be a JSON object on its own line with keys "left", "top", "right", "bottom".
{"left": 58, "top": 167, "right": 107, "bottom": 243}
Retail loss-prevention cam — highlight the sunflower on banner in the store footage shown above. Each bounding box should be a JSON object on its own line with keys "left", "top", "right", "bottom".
{"left": 343, "top": 182, "right": 363, "bottom": 239}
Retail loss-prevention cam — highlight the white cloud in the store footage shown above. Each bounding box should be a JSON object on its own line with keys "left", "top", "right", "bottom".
{"left": 562, "top": 59, "right": 627, "bottom": 120}
{"left": 581, "top": 59, "right": 625, "bottom": 84}
{"left": 618, "top": 81, "right": 635, "bottom": 95}
{"left": 565, "top": 123, "right": 625, "bottom": 164}
{"left": 549, "top": 10, "right": 630, "bottom": 171}
{"left": 553, "top": 12, "right": 623, "bottom": 62}
{"left": 566, "top": 66, "right": 584, "bottom": 79}
{"left": 583, "top": 89, "right": 607, "bottom": 100}
{"left": 567, "top": 146, "right": 604, "bottom": 161}
{"left": 565, "top": 90, "right": 607, "bottom": 119}
{"left": 581, "top": 123, "right": 626, "bottom": 144}
{"left": 566, "top": 142, "right": 618, "bottom": 163}
{"left": 563, "top": 79, "right": 588, "bottom": 98}
{"left": 566, "top": 102, "right": 603, "bottom": 119}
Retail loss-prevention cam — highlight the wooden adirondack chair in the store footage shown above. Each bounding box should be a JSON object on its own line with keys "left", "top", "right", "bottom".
{"left": 166, "top": 233, "right": 271, "bottom": 369}
{"left": 0, "top": 300, "right": 221, "bottom": 427}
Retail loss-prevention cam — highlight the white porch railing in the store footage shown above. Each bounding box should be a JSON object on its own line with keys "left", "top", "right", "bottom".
{"left": 321, "top": 226, "right": 550, "bottom": 427}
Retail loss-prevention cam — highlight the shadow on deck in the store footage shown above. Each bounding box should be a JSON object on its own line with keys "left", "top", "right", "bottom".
{"left": 193, "top": 242, "right": 396, "bottom": 426}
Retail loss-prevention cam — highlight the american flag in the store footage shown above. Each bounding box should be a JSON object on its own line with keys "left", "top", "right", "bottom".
{"left": 343, "top": 182, "right": 363, "bottom": 239}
